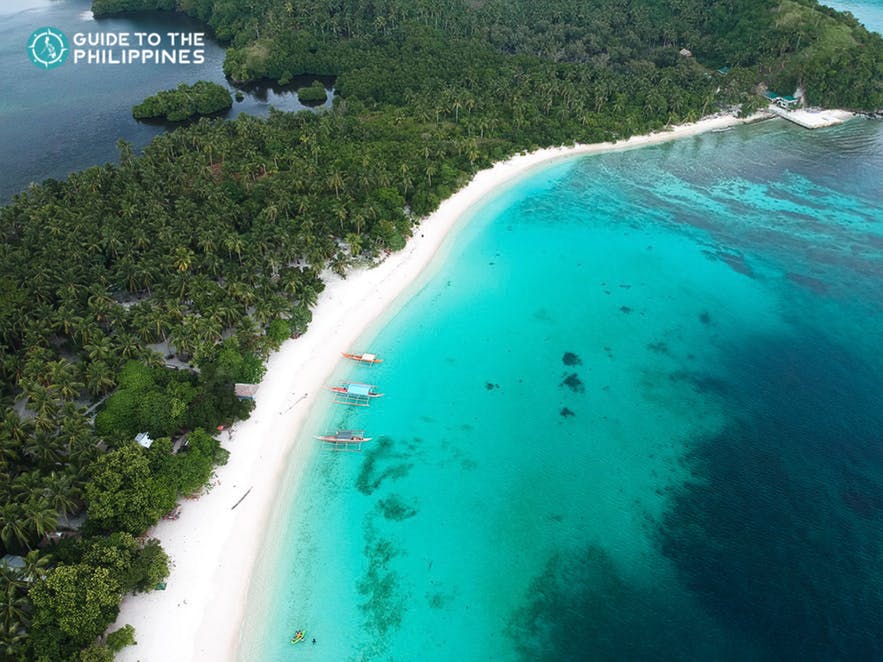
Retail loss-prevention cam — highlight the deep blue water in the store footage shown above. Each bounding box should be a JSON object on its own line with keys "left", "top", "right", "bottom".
{"left": 241, "top": 118, "right": 883, "bottom": 661}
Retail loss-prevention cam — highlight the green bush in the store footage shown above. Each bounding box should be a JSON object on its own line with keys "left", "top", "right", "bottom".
{"left": 130, "top": 541, "right": 169, "bottom": 592}
{"left": 297, "top": 81, "right": 328, "bottom": 104}
{"left": 30, "top": 564, "right": 122, "bottom": 659}
{"left": 84, "top": 445, "right": 173, "bottom": 536}
{"left": 79, "top": 644, "right": 114, "bottom": 662}
{"left": 266, "top": 318, "right": 291, "bottom": 346}
{"left": 106, "top": 624, "right": 136, "bottom": 652}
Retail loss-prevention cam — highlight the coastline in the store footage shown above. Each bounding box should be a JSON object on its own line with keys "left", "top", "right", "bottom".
{"left": 110, "top": 111, "right": 770, "bottom": 662}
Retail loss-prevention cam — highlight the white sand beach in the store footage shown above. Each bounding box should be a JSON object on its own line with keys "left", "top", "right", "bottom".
{"left": 111, "top": 111, "right": 768, "bottom": 661}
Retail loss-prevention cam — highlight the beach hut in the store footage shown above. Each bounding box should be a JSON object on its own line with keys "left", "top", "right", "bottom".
{"left": 679, "top": 48, "right": 693, "bottom": 57}
{"left": 234, "top": 383, "right": 259, "bottom": 400}
{"left": 764, "top": 90, "right": 800, "bottom": 109}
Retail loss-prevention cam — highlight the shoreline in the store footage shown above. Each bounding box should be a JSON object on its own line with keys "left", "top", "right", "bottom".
{"left": 111, "top": 111, "right": 770, "bottom": 661}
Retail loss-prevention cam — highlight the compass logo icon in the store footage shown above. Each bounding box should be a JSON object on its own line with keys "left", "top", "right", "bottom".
{"left": 27, "top": 27, "right": 69, "bottom": 69}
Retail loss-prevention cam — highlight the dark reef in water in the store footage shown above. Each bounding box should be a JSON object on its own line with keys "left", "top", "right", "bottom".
{"left": 426, "top": 592, "right": 448, "bottom": 609}
{"left": 377, "top": 494, "right": 418, "bottom": 521}
{"left": 560, "top": 407, "right": 575, "bottom": 418}
{"left": 659, "top": 329, "right": 883, "bottom": 659}
{"left": 646, "top": 341, "right": 669, "bottom": 354}
{"left": 562, "top": 351, "right": 582, "bottom": 366}
{"left": 357, "top": 534, "right": 404, "bottom": 636}
{"left": 356, "top": 437, "right": 414, "bottom": 495}
{"left": 560, "top": 372, "right": 585, "bottom": 393}
{"left": 485, "top": 382, "right": 500, "bottom": 390}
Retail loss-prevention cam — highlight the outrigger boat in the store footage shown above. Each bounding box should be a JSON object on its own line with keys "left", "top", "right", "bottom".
{"left": 315, "top": 429, "right": 373, "bottom": 452}
{"left": 290, "top": 629, "right": 305, "bottom": 644}
{"left": 342, "top": 351, "right": 383, "bottom": 365}
{"left": 327, "top": 381, "right": 384, "bottom": 406}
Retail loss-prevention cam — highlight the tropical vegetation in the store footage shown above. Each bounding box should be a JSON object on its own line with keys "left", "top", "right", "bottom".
{"left": 1, "top": 0, "right": 881, "bottom": 658}
{"left": 296, "top": 81, "right": 328, "bottom": 105}
{"left": 132, "top": 81, "right": 233, "bottom": 122}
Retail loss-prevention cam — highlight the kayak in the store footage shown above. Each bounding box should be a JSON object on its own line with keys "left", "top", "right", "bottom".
{"left": 290, "top": 630, "right": 305, "bottom": 644}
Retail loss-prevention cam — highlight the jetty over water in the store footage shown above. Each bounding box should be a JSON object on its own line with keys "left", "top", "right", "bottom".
{"left": 768, "top": 105, "right": 853, "bottom": 129}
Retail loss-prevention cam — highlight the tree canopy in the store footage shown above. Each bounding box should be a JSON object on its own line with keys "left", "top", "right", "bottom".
{"left": 133, "top": 81, "right": 233, "bottom": 122}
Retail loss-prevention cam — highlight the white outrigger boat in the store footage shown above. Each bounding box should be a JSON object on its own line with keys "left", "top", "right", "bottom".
{"left": 327, "top": 381, "right": 384, "bottom": 406}
{"left": 341, "top": 351, "right": 383, "bottom": 365}
{"left": 315, "top": 430, "right": 373, "bottom": 452}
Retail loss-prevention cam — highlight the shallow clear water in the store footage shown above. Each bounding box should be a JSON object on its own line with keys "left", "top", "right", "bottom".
{"left": 241, "top": 117, "right": 883, "bottom": 661}
{"left": 0, "top": 0, "right": 331, "bottom": 201}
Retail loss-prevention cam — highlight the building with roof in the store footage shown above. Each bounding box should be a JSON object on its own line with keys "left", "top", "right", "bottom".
{"left": 764, "top": 90, "right": 800, "bottom": 109}
{"left": 234, "top": 383, "right": 259, "bottom": 399}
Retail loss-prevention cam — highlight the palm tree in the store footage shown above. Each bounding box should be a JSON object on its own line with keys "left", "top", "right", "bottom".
{"left": 84, "top": 360, "right": 116, "bottom": 396}
{"left": 41, "top": 472, "right": 80, "bottom": 518}
{"left": 224, "top": 235, "right": 245, "bottom": 265}
{"left": 23, "top": 433, "right": 63, "bottom": 469}
{"left": 24, "top": 384, "right": 56, "bottom": 421}
{"left": 21, "top": 549, "right": 50, "bottom": 583}
{"left": 0, "top": 412, "right": 30, "bottom": 447}
{"left": 399, "top": 163, "right": 412, "bottom": 195}
{"left": 327, "top": 169, "right": 344, "bottom": 198}
{"left": 10, "top": 471, "right": 43, "bottom": 502}
{"left": 113, "top": 333, "right": 141, "bottom": 360}
{"left": 45, "top": 359, "right": 84, "bottom": 401}
{"left": 0, "top": 435, "right": 21, "bottom": 469}
{"left": 172, "top": 246, "right": 196, "bottom": 273}
{"left": 0, "top": 565, "right": 30, "bottom": 634}
{"left": 0, "top": 620, "right": 27, "bottom": 659}
{"left": 23, "top": 496, "right": 57, "bottom": 543}
{"left": 451, "top": 96, "right": 463, "bottom": 123}
{"left": 0, "top": 504, "right": 29, "bottom": 551}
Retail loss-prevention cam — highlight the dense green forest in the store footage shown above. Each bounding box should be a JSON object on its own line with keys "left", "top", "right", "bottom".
{"left": 132, "top": 80, "right": 232, "bottom": 122}
{"left": 1, "top": 0, "right": 881, "bottom": 658}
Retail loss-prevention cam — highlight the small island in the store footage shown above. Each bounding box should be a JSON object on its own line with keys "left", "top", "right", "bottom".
{"left": 296, "top": 80, "right": 328, "bottom": 105}
{"left": 132, "top": 81, "right": 232, "bottom": 122}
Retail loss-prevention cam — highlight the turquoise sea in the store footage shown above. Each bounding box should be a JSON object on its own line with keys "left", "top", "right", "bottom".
{"left": 241, "top": 116, "right": 883, "bottom": 661}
